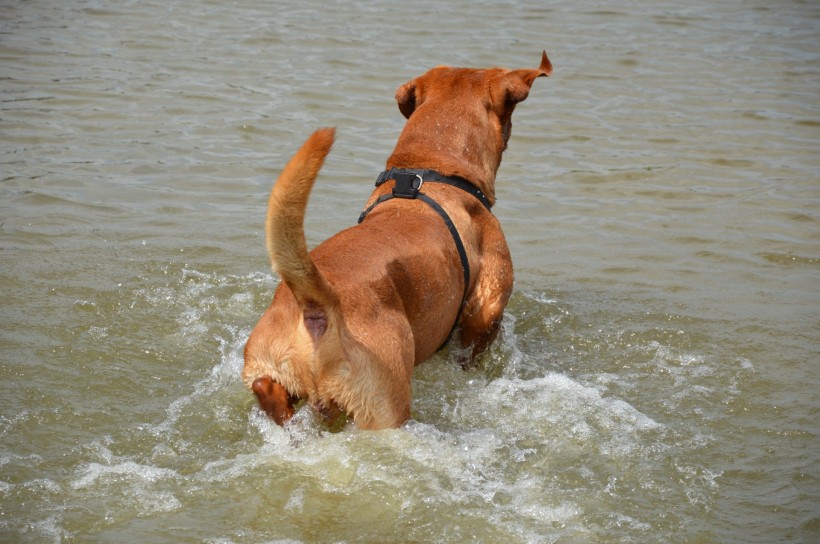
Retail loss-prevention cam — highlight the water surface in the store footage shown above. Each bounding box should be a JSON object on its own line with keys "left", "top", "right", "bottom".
{"left": 1, "top": 0, "right": 818, "bottom": 542}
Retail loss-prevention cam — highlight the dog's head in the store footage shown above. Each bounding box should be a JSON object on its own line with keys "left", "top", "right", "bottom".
{"left": 388, "top": 51, "right": 552, "bottom": 202}
{"left": 396, "top": 51, "right": 553, "bottom": 144}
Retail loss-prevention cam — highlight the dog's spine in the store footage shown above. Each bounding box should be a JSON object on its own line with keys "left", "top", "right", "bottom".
{"left": 266, "top": 128, "right": 338, "bottom": 318}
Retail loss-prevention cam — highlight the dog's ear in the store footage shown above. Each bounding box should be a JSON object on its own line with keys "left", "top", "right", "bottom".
{"left": 497, "top": 50, "right": 552, "bottom": 107}
{"left": 395, "top": 79, "right": 418, "bottom": 119}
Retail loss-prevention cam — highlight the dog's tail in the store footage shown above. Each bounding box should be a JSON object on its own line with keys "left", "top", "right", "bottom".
{"left": 266, "top": 128, "right": 339, "bottom": 338}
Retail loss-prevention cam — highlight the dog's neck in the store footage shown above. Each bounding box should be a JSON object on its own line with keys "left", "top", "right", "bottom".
{"left": 385, "top": 104, "right": 504, "bottom": 207}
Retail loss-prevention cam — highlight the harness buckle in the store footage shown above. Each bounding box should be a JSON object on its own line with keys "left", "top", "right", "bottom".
{"left": 391, "top": 172, "right": 424, "bottom": 199}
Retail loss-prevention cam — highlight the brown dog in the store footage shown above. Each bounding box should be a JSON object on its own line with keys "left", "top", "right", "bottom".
{"left": 243, "top": 52, "right": 552, "bottom": 429}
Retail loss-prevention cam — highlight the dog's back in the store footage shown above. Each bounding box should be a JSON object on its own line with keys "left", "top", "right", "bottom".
{"left": 243, "top": 52, "right": 551, "bottom": 429}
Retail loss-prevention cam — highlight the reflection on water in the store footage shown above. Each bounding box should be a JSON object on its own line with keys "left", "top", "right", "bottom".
{"left": 1, "top": 0, "right": 818, "bottom": 542}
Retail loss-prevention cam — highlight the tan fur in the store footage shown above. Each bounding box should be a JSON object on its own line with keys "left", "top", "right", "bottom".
{"left": 243, "top": 52, "right": 552, "bottom": 430}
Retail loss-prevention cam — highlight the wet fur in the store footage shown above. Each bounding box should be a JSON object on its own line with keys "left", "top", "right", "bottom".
{"left": 243, "top": 52, "right": 552, "bottom": 429}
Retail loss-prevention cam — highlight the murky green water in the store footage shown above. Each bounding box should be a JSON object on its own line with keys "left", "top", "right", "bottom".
{"left": 2, "top": 0, "right": 818, "bottom": 542}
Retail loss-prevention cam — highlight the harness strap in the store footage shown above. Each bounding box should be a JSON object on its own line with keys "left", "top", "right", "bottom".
{"left": 357, "top": 169, "right": 491, "bottom": 351}
{"left": 375, "top": 167, "right": 492, "bottom": 211}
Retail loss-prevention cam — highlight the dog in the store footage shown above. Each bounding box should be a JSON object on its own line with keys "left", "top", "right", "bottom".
{"left": 243, "top": 52, "right": 552, "bottom": 430}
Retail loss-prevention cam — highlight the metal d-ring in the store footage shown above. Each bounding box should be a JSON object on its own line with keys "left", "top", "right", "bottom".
{"left": 413, "top": 174, "right": 424, "bottom": 191}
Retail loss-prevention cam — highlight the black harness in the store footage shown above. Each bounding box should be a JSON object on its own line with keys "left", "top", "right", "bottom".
{"left": 357, "top": 167, "right": 492, "bottom": 349}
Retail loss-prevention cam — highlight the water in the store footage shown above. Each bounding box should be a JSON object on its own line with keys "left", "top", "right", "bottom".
{"left": 1, "top": 0, "right": 818, "bottom": 542}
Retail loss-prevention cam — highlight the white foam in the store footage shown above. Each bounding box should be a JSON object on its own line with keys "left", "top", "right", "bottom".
{"left": 648, "top": 341, "right": 706, "bottom": 368}
{"left": 70, "top": 459, "right": 183, "bottom": 517}
{"left": 86, "top": 268, "right": 686, "bottom": 540}
{"left": 0, "top": 450, "right": 43, "bottom": 468}
{"left": 284, "top": 486, "right": 305, "bottom": 512}
{"left": 462, "top": 373, "right": 661, "bottom": 436}
{"left": 72, "top": 460, "right": 179, "bottom": 490}
{"left": 27, "top": 515, "right": 65, "bottom": 543}
{"left": 150, "top": 323, "right": 249, "bottom": 437}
